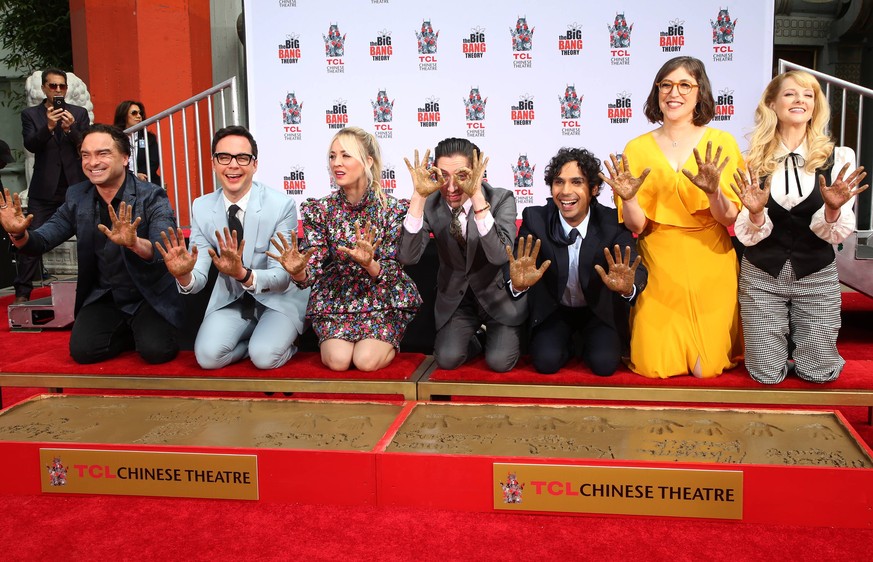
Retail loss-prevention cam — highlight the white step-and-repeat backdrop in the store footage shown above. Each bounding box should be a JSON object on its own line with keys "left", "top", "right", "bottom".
{"left": 244, "top": 1, "right": 774, "bottom": 211}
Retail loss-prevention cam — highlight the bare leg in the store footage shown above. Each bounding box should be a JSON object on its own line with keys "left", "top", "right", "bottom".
{"left": 320, "top": 339, "right": 355, "bottom": 371}
{"left": 352, "top": 339, "right": 396, "bottom": 372}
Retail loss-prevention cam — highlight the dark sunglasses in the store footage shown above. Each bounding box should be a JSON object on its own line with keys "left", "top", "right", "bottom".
{"left": 46, "top": 83, "right": 68, "bottom": 91}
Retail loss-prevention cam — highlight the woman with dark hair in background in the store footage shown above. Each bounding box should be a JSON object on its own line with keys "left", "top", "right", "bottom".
{"left": 600, "top": 56, "right": 744, "bottom": 379}
{"left": 732, "top": 70, "right": 867, "bottom": 384}
{"left": 114, "top": 100, "right": 161, "bottom": 186}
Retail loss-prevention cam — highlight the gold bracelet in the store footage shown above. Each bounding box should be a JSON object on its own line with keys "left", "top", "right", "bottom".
{"left": 473, "top": 202, "right": 491, "bottom": 214}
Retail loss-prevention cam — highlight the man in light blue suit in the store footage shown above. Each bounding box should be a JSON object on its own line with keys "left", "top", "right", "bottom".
{"left": 156, "top": 126, "right": 309, "bottom": 369}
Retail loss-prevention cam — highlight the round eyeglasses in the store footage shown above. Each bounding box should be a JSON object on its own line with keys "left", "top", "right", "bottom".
{"left": 658, "top": 80, "right": 699, "bottom": 95}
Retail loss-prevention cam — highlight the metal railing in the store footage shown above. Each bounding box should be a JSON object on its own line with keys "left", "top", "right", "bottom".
{"left": 778, "top": 60, "right": 872, "bottom": 234}
{"left": 123, "top": 77, "right": 240, "bottom": 227}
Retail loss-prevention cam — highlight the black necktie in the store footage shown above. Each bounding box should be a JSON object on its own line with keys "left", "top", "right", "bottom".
{"left": 227, "top": 204, "right": 256, "bottom": 319}
{"left": 228, "top": 204, "right": 244, "bottom": 240}
{"left": 450, "top": 206, "right": 466, "bottom": 250}
{"left": 549, "top": 208, "right": 580, "bottom": 246}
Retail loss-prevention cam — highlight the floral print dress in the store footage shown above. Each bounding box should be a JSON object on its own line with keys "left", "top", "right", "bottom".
{"left": 297, "top": 188, "right": 421, "bottom": 347}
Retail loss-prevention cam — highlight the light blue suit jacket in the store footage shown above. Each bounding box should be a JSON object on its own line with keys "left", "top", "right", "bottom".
{"left": 186, "top": 181, "right": 308, "bottom": 333}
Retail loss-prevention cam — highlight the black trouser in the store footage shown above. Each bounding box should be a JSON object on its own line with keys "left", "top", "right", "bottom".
{"left": 13, "top": 197, "right": 62, "bottom": 298}
{"left": 69, "top": 294, "right": 179, "bottom": 364}
{"left": 530, "top": 305, "right": 621, "bottom": 376}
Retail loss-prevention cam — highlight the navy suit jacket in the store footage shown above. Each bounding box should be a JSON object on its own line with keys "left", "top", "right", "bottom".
{"left": 22, "top": 101, "right": 90, "bottom": 199}
{"left": 519, "top": 199, "right": 647, "bottom": 347}
{"left": 21, "top": 173, "right": 184, "bottom": 328}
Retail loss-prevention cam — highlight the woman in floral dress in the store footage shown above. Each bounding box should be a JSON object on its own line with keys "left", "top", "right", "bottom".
{"left": 268, "top": 126, "right": 421, "bottom": 371}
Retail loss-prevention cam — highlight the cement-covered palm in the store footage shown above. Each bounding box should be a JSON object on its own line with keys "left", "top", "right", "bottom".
{"left": 403, "top": 148, "right": 444, "bottom": 197}
{"left": 682, "top": 141, "right": 729, "bottom": 195}
{"left": 820, "top": 163, "right": 868, "bottom": 211}
{"left": 594, "top": 245, "right": 640, "bottom": 297}
{"left": 505, "top": 234, "right": 551, "bottom": 291}
{"left": 155, "top": 227, "right": 197, "bottom": 278}
{"left": 97, "top": 201, "right": 141, "bottom": 248}
{"left": 599, "top": 153, "right": 650, "bottom": 201}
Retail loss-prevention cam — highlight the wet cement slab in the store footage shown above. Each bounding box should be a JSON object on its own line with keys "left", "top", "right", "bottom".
{"left": 1, "top": 396, "right": 870, "bottom": 468}
{"left": 0, "top": 395, "right": 402, "bottom": 451}
{"left": 386, "top": 403, "right": 873, "bottom": 468}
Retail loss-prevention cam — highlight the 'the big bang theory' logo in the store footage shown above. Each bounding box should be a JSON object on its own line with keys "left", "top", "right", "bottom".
{"left": 659, "top": 19, "right": 685, "bottom": 53}
{"left": 712, "top": 8, "right": 737, "bottom": 62}
{"left": 608, "top": 12, "right": 632, "bottom": 65}
{"left": 558, "top": 23, "right": 583, "bottom": 56}
{"left": 510, "top": 17, "right": 534, "bottom": 68}
{"left": 713, "top": 88, "right": 735, "bottom": 122}
{"left": 278, "top": 34, "right": 301, "bottom": 64}
{"left": 381, "top": 165, "right": 397, "bottom": 196}
{"left": 511, "top": 95, "right": 535, "bottom": 126}
{"left": 372, "top": 89, "right": 394, "bottom": 139}
{"left": 512, "top": 154, "right": 536, "bottom": 206}
{"left": 417, "top": 19, "right": 439, "bottom": 71}
{"left": 324, "top": 23, "right": 346, "bottom": 73}
{"left": 370, "top": 29, "right": 393, "bottom": 62}
{"left": 417, "top": 97, "right": 440, "bottom": 128}
{"left": 325, "top": 99, "right": 348, "bottom": 130}
{"left": 607, "top": 92, "right": 632, "bottom": 124}
{"left": 281, "top": 92, "right": 302, "bottom": 141}
{"left": 283, "top": 167, "right": 306, "bottom": 196}
{"left": 463, "top": 27, "right": 487, "bottom": 59}
{"left": 464, "top": 87, "right": 487, "bottom": 138}
{"left": 559, "top": 85, "right": 582, "bottom": 136}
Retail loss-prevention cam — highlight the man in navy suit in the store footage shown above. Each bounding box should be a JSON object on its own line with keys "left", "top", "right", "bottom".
{"left": 508, "top": 147, "right": 647, "bottom": 375}
{"left": 1, "top": 124, "right": 182, "bottom": 364}
{"left": 155, "top": 126, "right": 309, "bottom": 369}
{"left": 15, "top": 68, "right": 90, "bottom": 303}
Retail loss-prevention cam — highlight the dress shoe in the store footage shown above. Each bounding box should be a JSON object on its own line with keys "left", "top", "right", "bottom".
{"left": 12, "top": 295, "right": 29, "bottom": 305}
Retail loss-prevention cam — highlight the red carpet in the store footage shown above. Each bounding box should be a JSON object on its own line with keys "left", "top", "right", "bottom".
{"left": 1, "top": 291, "right": 872, "bottom": 559}
{"left": 0, "top": 494, "right": 870, "bottom": 561}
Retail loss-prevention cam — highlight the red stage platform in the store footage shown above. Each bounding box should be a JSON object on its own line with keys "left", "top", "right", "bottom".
{"left": 0, "top": 395, "right": 870, "bottom": 528}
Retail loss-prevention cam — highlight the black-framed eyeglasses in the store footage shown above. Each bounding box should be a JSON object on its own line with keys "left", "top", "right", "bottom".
{"left": 213, "top": 152, "right": 256, "bottom": 166}
{"left": 658, "top": 80, "right": 699, "bottom": 95}
{"left": 46, "top": 82, "right": 68, "bottom": 91}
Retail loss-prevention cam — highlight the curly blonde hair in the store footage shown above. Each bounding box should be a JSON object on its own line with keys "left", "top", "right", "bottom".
{"left": 328, "top": 126, "right": 387, "bottom": 209}
{"left": 746, "top": 70, "right": 833, "bottom": 177}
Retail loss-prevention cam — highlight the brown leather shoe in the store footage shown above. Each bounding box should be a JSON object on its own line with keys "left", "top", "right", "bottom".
{"left": 12, "top": 295, "right": 29, "bottom": 304}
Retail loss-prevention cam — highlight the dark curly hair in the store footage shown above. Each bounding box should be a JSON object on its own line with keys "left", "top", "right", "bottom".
{"left": 643, "top": 56, "right": 715, "bottom": 126}
{"left": 544, "top": 147, "right": 602, "bottom": 196}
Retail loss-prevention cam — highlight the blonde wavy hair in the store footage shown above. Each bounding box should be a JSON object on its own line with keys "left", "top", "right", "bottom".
{"left": 328, "top": 126, "right": 387, "bottom": 209}
{"left": 746, "top": 70, "right": 834, "bottom": 177}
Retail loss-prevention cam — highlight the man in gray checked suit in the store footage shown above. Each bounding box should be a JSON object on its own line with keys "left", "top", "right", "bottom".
{"left": 156, "top": 126, "right": 309, "bottom": 369}
{"left": 399, "top": 138, "right": 525, "bottom": 372}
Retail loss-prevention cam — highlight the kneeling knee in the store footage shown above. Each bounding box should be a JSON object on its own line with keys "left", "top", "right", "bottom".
{"left": 139, "top": 342, "right": 178, "bottom": 365}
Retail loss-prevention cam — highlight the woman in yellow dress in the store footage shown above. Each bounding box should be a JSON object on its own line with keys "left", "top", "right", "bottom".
{"left": 600, "top": 56, "right": 744, "bottom": 378}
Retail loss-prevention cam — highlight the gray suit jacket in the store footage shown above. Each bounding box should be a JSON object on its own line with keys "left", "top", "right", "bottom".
{"left": 398, "top": 182, "right": 526, "bottom": 329}
{"left": 186, "top": 181, "right": 309, "bottom": 333}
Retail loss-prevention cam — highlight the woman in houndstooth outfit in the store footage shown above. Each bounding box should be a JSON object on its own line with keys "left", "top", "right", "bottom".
{"left": 732, "top": 70, "right": 868, "bottom": 384}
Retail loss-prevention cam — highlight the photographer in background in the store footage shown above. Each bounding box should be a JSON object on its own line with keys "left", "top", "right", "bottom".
{"left": 15, "top": 68, "right": 90, "bottom": 303}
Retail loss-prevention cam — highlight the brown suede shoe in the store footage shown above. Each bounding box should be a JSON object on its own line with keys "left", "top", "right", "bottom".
{"left": 12, "top": 295, "right": 29, "bottom": 304}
